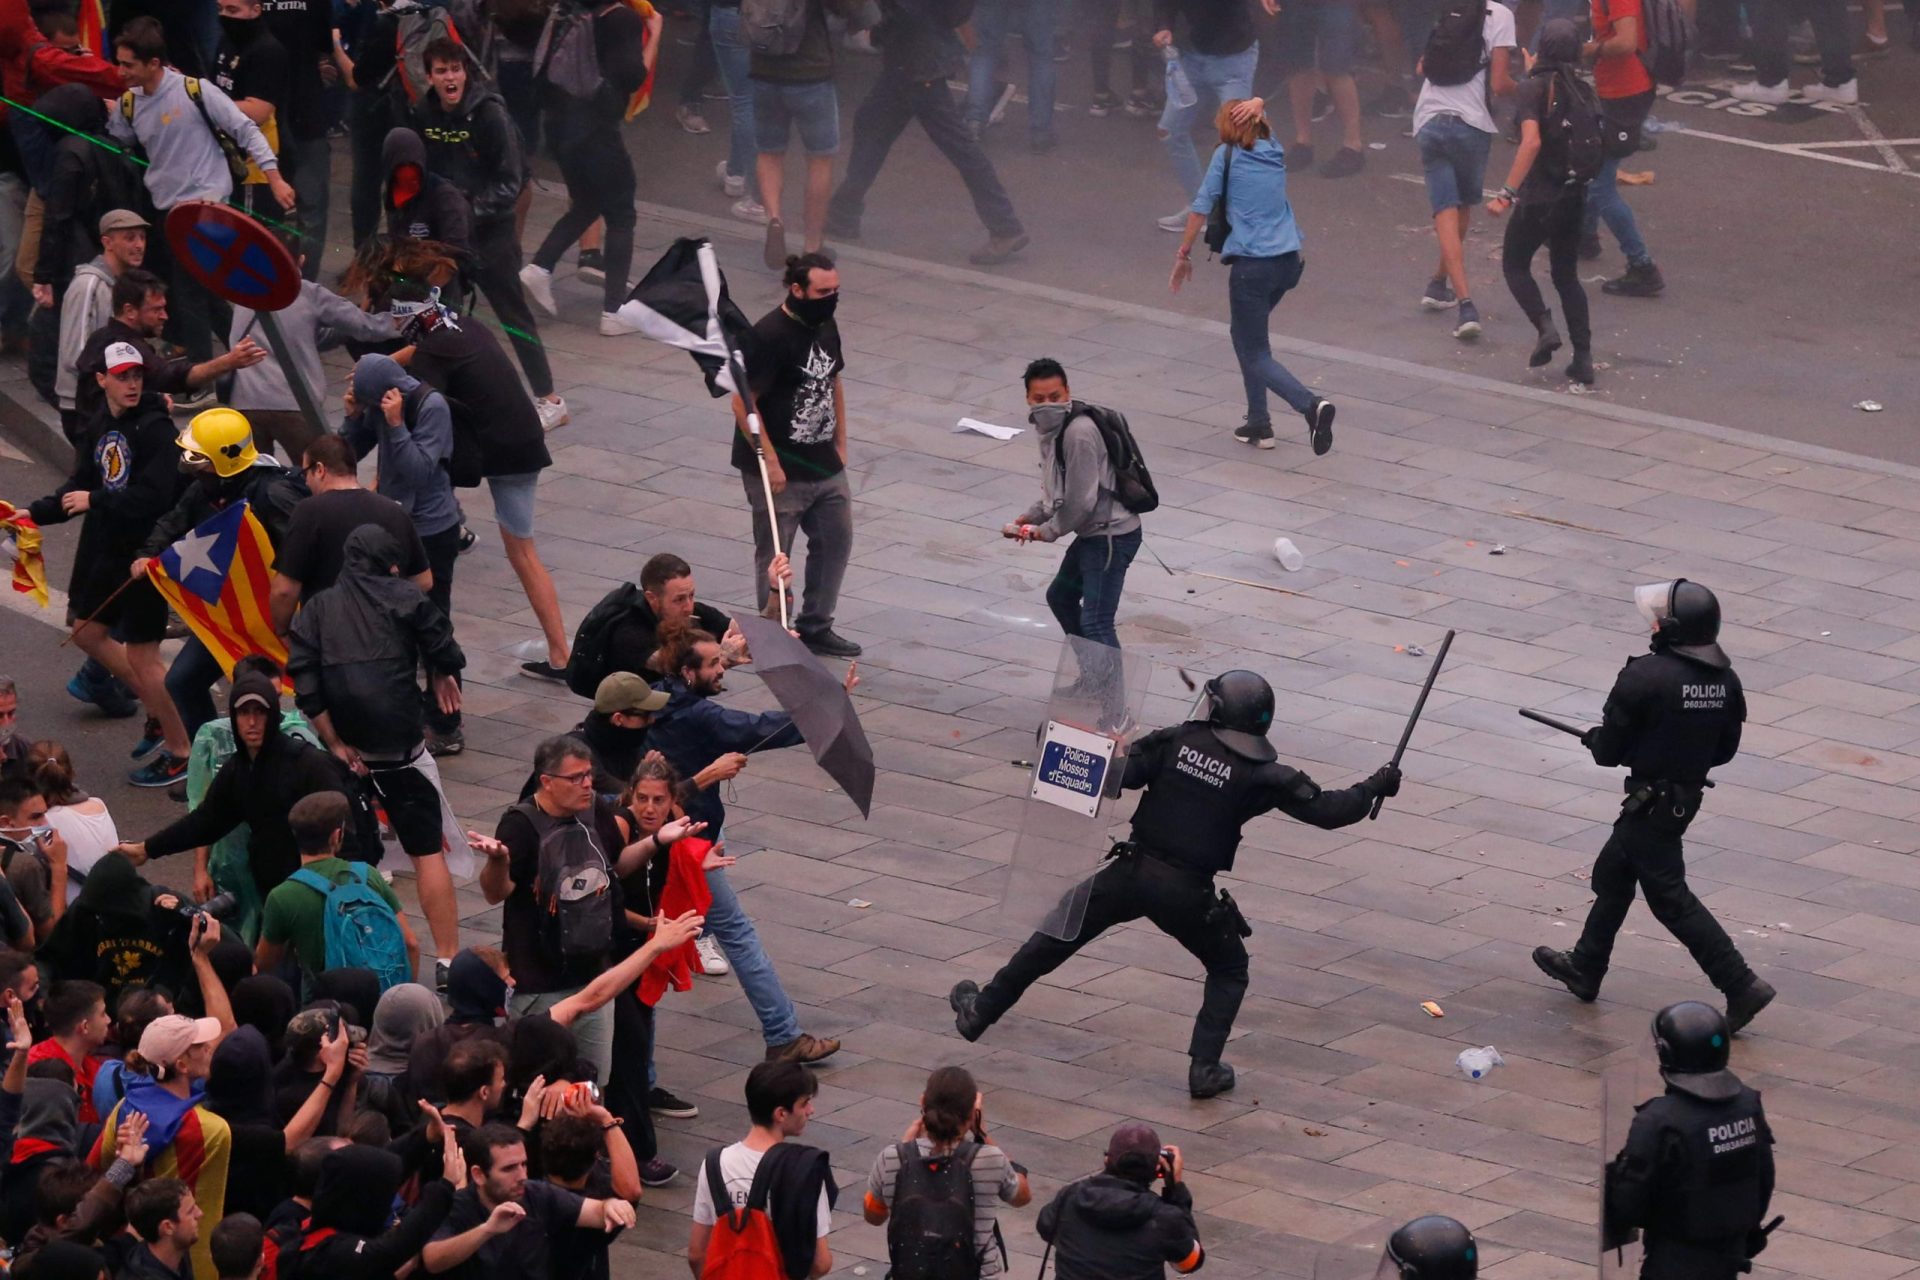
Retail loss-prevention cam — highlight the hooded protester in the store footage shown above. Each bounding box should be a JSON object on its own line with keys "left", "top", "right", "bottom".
{"left": 116, "top": 671, "right": 356, "bottom": 897}
{"left": 407, "top": 949, "right": 509, "bottom": 1108}
{"left": 204, "top": 1027, "right": 289, "bottom": 1222}
{"left": 381, "top": 127, "right": 473, "bottom": 268}
{"left": 1036, "top": 1122, "right": 1205, "bottom": 1280}
{"left": 283, "top": 1142, "right": 459, "bottom": 1280}
{"left": 361, "top": 983, "right": 444, "bottom": 1131}
{"left": 205, "top": 939, "right": 254, "bottom": 997}
{"left": 229, "top": 976, "right": 296, "bottom": 1059}
{"left": 38, "top": 857, "right": 194, "bottom": 1010}
{"left": 0, "top": 1080, "right": 80, "bottom": 1245}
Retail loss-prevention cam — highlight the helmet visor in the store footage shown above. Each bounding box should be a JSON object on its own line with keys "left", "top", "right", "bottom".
{"left": 1633, "top": 581, "right": 1676, "bottom": 629}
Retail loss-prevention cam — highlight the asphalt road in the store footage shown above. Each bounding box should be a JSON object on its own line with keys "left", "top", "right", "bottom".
{"left": 628, "top": 12, "right": 1920, "bottom": 462}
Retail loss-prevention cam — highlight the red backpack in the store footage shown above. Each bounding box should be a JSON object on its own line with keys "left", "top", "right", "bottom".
{"left": 702, "top": 1150, "right": 786, "bottom": 1280}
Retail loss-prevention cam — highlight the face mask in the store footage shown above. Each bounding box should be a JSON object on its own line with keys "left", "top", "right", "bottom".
{"left": 787, "top": 292, "right": 837, "bottom": 327}
{"left": 220, "top": 15, "right": 258, "bottom": 43}
{"left": 1028, "top": 403, "right": 1072, "bottom": 432}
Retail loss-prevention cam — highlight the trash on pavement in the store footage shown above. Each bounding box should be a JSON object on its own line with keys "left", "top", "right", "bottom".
{"left": 1856, "top": 400, "right": 1884, "bottom": 412}
{"left": 848, "top": 898, "right": 872, "bottom": 909}
{"left": 1456, "top": 1046, "right": 1504, "bottom": 1080}
{"left": 1273, "top": 537, "right": 1305, "bottom": 571}
{"left": 1421, "top": 1001, "right": 1445, "bottom": 1018}
{"left": 954, "top": 417, "right": 1024, "bottom": 439}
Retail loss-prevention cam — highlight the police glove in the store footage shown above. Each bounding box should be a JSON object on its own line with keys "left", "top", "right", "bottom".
{"left": 1364, "top": 763, "right": 1402, "bottom": 798}
{"left": 1580, "top": 727, "right": 1600, "bottom": 751}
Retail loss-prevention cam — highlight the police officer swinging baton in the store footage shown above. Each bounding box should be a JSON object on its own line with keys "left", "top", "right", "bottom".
{"left": 1519, "top": 708, "right": 1589, "bottom": 738}
{"left": 1371, "top": 630, "right": 1455, "bottom": 820}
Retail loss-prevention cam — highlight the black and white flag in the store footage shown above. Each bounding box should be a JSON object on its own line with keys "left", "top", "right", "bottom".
{"left": 617, "top": 236, "right": 754, "bottom": 397}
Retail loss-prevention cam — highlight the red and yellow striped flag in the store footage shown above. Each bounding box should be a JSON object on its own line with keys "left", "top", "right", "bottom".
{"left": 145, "top": 500, "right": 286, "bottom": 677}
{"left": 0, "top": 501, "right": 47, "bottom": 607}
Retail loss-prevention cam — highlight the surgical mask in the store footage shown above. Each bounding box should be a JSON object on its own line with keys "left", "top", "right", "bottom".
{"left": 1028, "top": 403, "right": 1072, "bottom": 433}
{"left": 786, "top": 293, "right": 837, "bottom": 327}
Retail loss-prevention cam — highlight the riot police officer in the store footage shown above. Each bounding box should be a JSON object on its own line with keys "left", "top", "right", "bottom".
{"left": 948, "top": 670, "right": 1400, "bottom": 1099}
{"left": 1605, "top": 1001, "right": 1777, "bottom": 1280}
{"left": 1383, "top": 1216, "right": 1478, "bottom": 1279}
{"left": 1533, "top": 579, "right": 1777, "bottom": 1033}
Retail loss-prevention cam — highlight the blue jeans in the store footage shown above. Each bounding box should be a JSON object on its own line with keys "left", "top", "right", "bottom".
{"left": 1158, "top": 44, "right": 1257, "bottom": 201}
{"left": 1416, "top": 113, "right": 1491, "bottom": 214}
{"left": 704, "top": 864, "right": 803, "bottom": 1047}
{"left": 752, "top": 79, "right": 840, "bottom": 155}
{"left": 966, "top": 0, "right": 1062, "bottom": 142}
{"left": 1582, "top": 153, "right": 1651, "bottom": 268}
{"left": 1229, "top": 253, "right": 1315, "bottom": 429}
{"left": 1046, "top": 529, "right": 1140, "bottom": 647}
{"left": 710, "top": 4, "right": 758, "bottom": 191}
{"left": 165, "top": 637, "right": 226, "bottom": 741}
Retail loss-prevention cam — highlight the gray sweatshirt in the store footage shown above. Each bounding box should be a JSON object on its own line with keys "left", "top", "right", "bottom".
{"left": 230, "top": 281, "right": 401, "bottom": 413}
{"left": 1016, "top": 405, "right": 1143, "bottom": 543}
{"left": 56, "top": 258, "right": 115, "bottom": 411}
{"left": 105, "top": 69, "right": 278, "bottom": 209}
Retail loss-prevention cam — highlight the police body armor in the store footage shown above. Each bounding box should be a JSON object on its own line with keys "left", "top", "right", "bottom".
{"left": 1126, "top": 722, "right": 1312, "bottom": 878}
{"left": 1599, "top": 651, "right": 1745, "bottom": 789}
{"left": 1612, "top": 1086, "right": 1770, "bottom": 1269}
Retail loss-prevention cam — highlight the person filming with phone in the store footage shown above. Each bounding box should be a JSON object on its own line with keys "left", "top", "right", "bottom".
{"left": 1036, "top": 1121, "right": 1205, "bottom": 1279}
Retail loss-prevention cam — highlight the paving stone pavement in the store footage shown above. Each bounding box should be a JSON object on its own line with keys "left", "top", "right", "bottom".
{"left": 15, "top": 194, "right": 1918, "bottom": 1278}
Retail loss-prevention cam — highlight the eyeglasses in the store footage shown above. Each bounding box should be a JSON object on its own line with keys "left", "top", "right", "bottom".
{"left": 544, "top": 769, "right": 595, "bottom": 786}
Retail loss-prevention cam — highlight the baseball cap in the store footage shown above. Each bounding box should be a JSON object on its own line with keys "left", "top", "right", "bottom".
{"left": 138, "top": 1014, "right": 221, "bottom": 1065}
{"left": 594, "top": 672, "right": 670, "bottom": 716}
{"left": 230, "top": 689, "right": 273, "bottom": 714}
{"left": 103, "top": 341, "right": 144, "bottom": 375}
{"left": 1104, "top": 1121, "right": 1162, "bottom": 1170}
{"left": 99, "top": 209, "right": 149, "bottom": 235}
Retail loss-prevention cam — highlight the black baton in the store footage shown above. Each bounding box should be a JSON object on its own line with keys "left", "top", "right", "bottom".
{"left": 1520, "top": 708, "right": 1590, "bottom": 738}
{"left": 1370, "top": 629, "right": 1455, "bottom": 820}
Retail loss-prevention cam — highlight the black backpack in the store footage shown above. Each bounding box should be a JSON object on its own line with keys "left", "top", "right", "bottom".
{"left": 1420, "top": 0, "right": 1488, "bottom": 87}
{"left": 566, "top": 582, "right": 646, "bottom": 698}
{"left": 886, "top": 1142, "right": 990, "bottom": 1280}
{"left": 1539, "top": 68, "right": 1604, "bottom": 186}
{"left": 1633, "top": 0, "right": 1693, "bottom": 86}
{"left": 508, "top": 800, "right": 614, "bottom": 963}
{"left": 1072, "top": 404, "right": 1159, "bottom": 516}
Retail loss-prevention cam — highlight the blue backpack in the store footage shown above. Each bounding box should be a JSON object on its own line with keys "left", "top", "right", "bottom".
{"left": 288, "top": 864, "right": 412, "bottom": 992}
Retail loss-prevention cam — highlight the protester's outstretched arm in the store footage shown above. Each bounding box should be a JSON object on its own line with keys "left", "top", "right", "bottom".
{"left": 189, "top": 916, "right": 236, "bottom": 1037}
{"left": 548, "top": 912, "right": 703, "bottom": 1027}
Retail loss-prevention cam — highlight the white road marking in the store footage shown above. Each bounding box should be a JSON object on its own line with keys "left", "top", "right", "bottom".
{"left": 1843, "top": 104, "right": 1912, "bottom": 173}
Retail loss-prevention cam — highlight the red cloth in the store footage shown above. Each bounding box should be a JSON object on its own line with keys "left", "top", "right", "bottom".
{"left": 636, "top": 837, "right": 713, "bottom": 1007}
{"left": 0, "top": 0, "right": 122, "bottom": 116}
{"left": 29, "top": 1040, "right": 104, "bottom": 1124}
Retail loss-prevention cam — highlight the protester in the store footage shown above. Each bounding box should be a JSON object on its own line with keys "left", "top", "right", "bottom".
{"left": 1731, "top": 0, "right": 1858, "bottom": 104}
{"left": 540, "top": 1107, "right": 643, "bottom": 1280}
{"left": 0, "top": 777, "right": 63, "bottom": 943}
{"left": 1579, "top": 0, "right": 1664, "bottom": 296}
{"left": 422, "top": 1121, "right": 637, "bottom": 1277}
{"left": 210, "top": 0, "right": 292, "bottom": 220}
{"left": 519, "top": 0, "right": 658, "bottom": 330}
{"left": 209, "top": 1212, "right": 266, "bottom": 1280}
{"left": 590, "top": 551, "right": 791, "bottom": 683}
{"left": 749, "top": 0, "right": 843, "bottom": 266}
{"left": 71, "top": 270, "right": 266, "bottom": 424}
{"left": 25, "top": 742, "right": 118, "bottom": 901}
{"left": 381, "top": 126, "right": 473, "bottom": 278}
{"left": 1037, "top": 1122, "right": 1204, "bottom": 1279}
{"left": 1087, "top": 0, "right": 1156, "bottom": 119}
{"left": 1150, "top": 0, "right": 1267, "bottom": 229}
{"left": 1275, "top": 0, "right": 1365, "bottom": 175}
{"left": 0, "top": 680, "right": 26, "bottom": 781}
{"left": 38, "top": 864, "right": 214, "bottom": 1013}
{"left": 707, "top": 0, "right": 766, "bottom": 222}
{"left": 1487, "top": 21, "right": 1595, "bottom": 386}
{"left": 281, "top": 1136, "right": 464, "bottom": 1280}
{"left": 25, "top": 981, "right": 106, "bottom": 1123}
{"left": 412, "top": 37, "right": 569, "bottom": 430}
{"left": 863, "top": 1066, "right": 1031, "bottom": 1279}
{"left": 255, "top": 792, "right": 421, "bottom": 993}
{"left": 51, "top": 210, "right": 146, "bottom": 440}
{"left": 120, "top": 1179, "right": 205, "bottom": 1280}
{"left": 688, "top": 1061, "right": 834, "bottom": 1280}
{"left": 203, "top": 1025, "right": 350, "bottom": 1220}
{"left": 1169, "top": 99, "right": 1335, "bottom": 455}
{"left": 285, "top": 523, "right": 465, "bottom": 961}
{"left": 256, "top": 0, "right": 336, "bottom": 273}
{"left": 270, "top": 433, "right": 430, "bottom": 633}
{"left": 826, "top": 0, "right": 1028, "bottom": 266}
{"left": 731, "top": 254, "right": 860, "bottom": 657}
{"left": 966, "top": 0, "right": 1059, "bottom": 150}
{"left": 1411, "top": 0, "right": 1516, "bottom": 339}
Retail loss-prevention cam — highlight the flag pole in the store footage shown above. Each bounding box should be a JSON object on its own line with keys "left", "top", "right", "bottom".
{"left": 697, "top": 243, "right": 790, "bottom": 631}
{"left": 57, "top": 572, "right": 140, "bottom": 648}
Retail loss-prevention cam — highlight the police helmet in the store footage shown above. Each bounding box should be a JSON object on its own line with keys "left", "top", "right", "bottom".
{"left": 178, "top": 408, "right": 259, "bottom": 478}
{"left": 1204, "top": 670, "right": 1276, "bottom": 762}
{"left": 1652, "top": 1000, "right": 1740, "bottom": 1101}
{"left": 1633, "top": 579, "right": 1728, "bottom": 669}
{"left": 1383, "top": 1216, "right": 1477, "bottom": 1280}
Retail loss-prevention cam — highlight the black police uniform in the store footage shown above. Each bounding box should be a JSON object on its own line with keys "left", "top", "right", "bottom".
{"left": 967, "top": 720, "right": 1377, "bottom": 1065}
{"left": 1605, "top": 1077, "right": 1775, "bottom": 1279}
{"left": 1569, "top": 647, "right": 1754, "bottom": 994}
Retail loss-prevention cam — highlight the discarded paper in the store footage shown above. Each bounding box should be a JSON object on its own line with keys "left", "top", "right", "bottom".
{"left": 1856, "top": 400, "right": 1884, "bottom": 413}
{"left": 848, "top": 898, "right": 872, "bottom": 909}
{"left": 954, "top": 417, "right": 1024, "bottom": 440}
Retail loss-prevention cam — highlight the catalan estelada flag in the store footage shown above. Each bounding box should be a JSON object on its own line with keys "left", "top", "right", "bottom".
{"left": 145, "top": 500, "right": 286, "bottom": 676}
{"left": 0, "top": 501, "right": 47, "bottom": 607}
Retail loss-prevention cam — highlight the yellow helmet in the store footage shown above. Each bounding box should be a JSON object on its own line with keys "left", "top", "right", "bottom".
{"left": 178, "top": 408, "right": 258, "bottom": 478}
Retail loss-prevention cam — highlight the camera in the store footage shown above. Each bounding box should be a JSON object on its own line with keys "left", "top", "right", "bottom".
{"left": 175, "top": 892, "right": 237, "bottom": 920}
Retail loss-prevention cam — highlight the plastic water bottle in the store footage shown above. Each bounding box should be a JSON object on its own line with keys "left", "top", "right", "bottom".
{"left": 1273, "top": 538, "right": 1304, "bottom": 572}
{"left": 1163, "top": 46, "right": 1198, "bottom": 111}
{"left": 1456, "top": 1046, "right": 1504, "bottom": 1080}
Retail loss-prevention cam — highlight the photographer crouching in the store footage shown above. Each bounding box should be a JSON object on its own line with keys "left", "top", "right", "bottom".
{"left": 1037, "top": 1122, "right": 1204, "bottom": 1279}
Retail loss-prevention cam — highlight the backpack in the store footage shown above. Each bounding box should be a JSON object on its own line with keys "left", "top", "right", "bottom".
{"left": 287, "top": 863, "right": 412, "bottom": 993}
{"left": 566, "top": 581, "right": 646, "bottom": 698}
{"left": 1067, "top": 404, "right": 1159, "bottom": 516}
{"left": 740, "top": 0, "right": 810, "bottom": 57}
{"left": 1635, "top": 0, "right": 1693, "bottom": 87}
{"left": 701, "top": 1149, "right": 786, "bottom": 1280}
{"left": 508, "top": 800, "right": 614, "bottom": 963}
{"left": 1539, "top": 68, "right": 1604, "bottom": 186}
{"left": 886, "top": 1141, "right": 988, "bottom": 1280}
{"left": 1420, "top": 0, "right": 1488, "bottom": 87}
{"left": 533, "top": 0, "right": 607, "bottom": 102}
{"left": 120, "top": 78, "right": 250, "bottom": 186}
{"left": 386, "top": 0, "right": 493, "bottom": 105}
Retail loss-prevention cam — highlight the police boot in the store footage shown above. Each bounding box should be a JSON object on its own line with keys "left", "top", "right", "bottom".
{"left": 949, "top": 980, "right": 988, "bottom": 1042}
{"left": 1188, "top": 1060, "right": 1236, "bottom": 1099}
{"left": 1725, "top": 977, "right": 1776, "bottom": 1035}
{"left": 1533, "top": 946, "right": 1600, "bottom": 1001}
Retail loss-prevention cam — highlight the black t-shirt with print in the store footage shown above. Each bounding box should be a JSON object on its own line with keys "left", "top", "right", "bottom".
{"left": 731, "top": 307, "right": 845, "bottom": 483}
{"left": 213, "top": 23, "right": 292, "bottom": 145}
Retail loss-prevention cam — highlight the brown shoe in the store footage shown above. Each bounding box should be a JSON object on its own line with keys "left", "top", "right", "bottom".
{"left": 765, "top": 1033, "right": 840, "bottom": 1064}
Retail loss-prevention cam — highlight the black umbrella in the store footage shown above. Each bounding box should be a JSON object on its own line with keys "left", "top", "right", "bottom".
{"left": 734, "top": 615, "right": 875, "bottom": 817}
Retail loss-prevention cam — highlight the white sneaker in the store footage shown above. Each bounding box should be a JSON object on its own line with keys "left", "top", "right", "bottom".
{"left": 676, "top": 103, "right": 710, "bottom": 134}
{"left": 988, "top": 81, "right": 1016, "bottom": 125}
{"left": 600, "top": 310, "right": 643, "bottom": 336}
{"left": 1801, "top": 78, "right": 1859, "bottom": 104}
{"left": 1728, "top": 79, "right": 1790, "bottom": 104}
{"left": 730, "top": 196, "right": 769, "bottom": 224}
{"left": 696, "top": 935, "right": 730, "bottom": 976}
{"left": 716, "top": 158, "right": 745, "bottom": 198}
{"left": 519, "top": 263, "right": 558, "bottom": 316}
{"left": 536, "top": 395, "right": 569, "bottom": 431}
{"left": 1156, "top": 211, "right": 1189, "bottom": 232}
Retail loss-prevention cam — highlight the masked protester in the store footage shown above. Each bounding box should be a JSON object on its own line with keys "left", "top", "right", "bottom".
{"left": 380, "top": 127, "right": 473, "bottom": 287}
{"left": 1605, "top": 1002, "right": 1776, "bottom": 1279}
{"left": 1534, "top": 579, "right": 1775, "bottom": 1033}
{"left": 952, "top": 671, "right": 1400, "bottom": 1098}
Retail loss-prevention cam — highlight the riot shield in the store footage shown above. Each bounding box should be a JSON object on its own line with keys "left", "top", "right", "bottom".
{"left": 1312, "top": 1239, "right": 1394, "bottom": 1280}
{"left": 1601, "top": 1058, "right": 1663, "bottom": 1278}
{"left": 999, "top": 635, "right": 1155, "bottom": 941}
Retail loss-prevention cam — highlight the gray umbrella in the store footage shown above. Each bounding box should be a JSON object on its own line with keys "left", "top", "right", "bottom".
{"left": 734, "top": 615, "right": 874, "bottom": 817}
